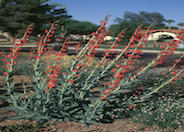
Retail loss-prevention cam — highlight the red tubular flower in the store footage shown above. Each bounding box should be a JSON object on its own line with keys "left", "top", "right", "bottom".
{"left": 48, "top": 66, "right": 52, "bottom": 69}
{"left": 174, "top": 77, "right": 178, "bottom": 80}
{"left": 121, "top": 70, "right": 126, "bottom": 74}
{"left": 100, "top": 96, "right": 107, "bottom": 100}
{"left": 91, "top": 32, "right": 95, "bottom": 36}
{"left": 48, "top": 80, "right": 55, "bottom": 83}
{"left": 76, "top": 63, "right": 83, "bottom": 68}
{"left": 107, "top": 88, "right": 112, "bottom": 91}
{"left": 53, "top": 70, "right": 59, "bottom": 74}
{"left": 111, "top": 69, "right": 116, "bottom": 72}
{"left": 47, "top": 39, "right": 51, "bottom": 42}
{"left": 117, "top": 38, "right": 121, "bottom": 42}
{"left": 68, "top": 79, "right": 74, "bottom": 83}
{"left": 48, "top": 83, "right": 55, "bottom": 88}
{"left": 181, "top": 73, "right": 184, "bottom": 77}
{"left": 171, "top": 71, "right": 176, "bottom": 75}
{"left": 55, "top": 57, "right": 63, "bottom": 61}
{"left": 93, "top": 50, "right": 97, "bottom": 54}
{"left": 45, "top": 89, "right": 49, "bottom": 92}
{"left": 73, "top": 69, "right": 78, "bottom": 72}
{"left": 6, "top": 61, "right": 11, "bottom": 65}
{"left": 6, "top": 54, "right": 12, "bottom": 58}
{"left": 5, "top": 66, "right": 10, "bottom": 69}
{"left": 90, "top": 45, "right": 95, "bottom": 48}
{"left": 99, "top": 39, "right": 103, "bottom": 43}
{"left": 106, "top": 83, "right": 111, "bottom": 85}
{"left": 161, "top": 73, "right": 165, "bottom": 76}
{"left": 128, "top": 104, "right": 136, "bottom": 109}
{"left": 16, "top": 47, "right": 22, "bottom": 51}
{"left": 129, "top": 44, "right": 135, "bottom": 48}
{"left": 168, "top": 80, "right": 171, "bottom": 83}
{"left": 4, "top": 72, "right": 8, "bottom": 75}
{"left": 74, "top": 74, "right": 80, "bottom": 77}
{"left": 105, "top": 91, "right": 110, "bottom": 96}
{"left": 130, "top": 76, "right": 135, "bottom": 79}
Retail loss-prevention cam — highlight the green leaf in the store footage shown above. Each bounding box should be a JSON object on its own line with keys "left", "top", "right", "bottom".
{"left": 60, "top": 96, "right": 73, "bottom": 102}
{"left": 69, "top": 107, "right": 81, "bottom": 114}
{"left": 9, "top": 83, "right": 15, "bottom": 88}
{"left": 5, "top": 115, "right": 27, "bottom": 121}
{"left": 36, "top": 94, "right": 42, "bottom": 99}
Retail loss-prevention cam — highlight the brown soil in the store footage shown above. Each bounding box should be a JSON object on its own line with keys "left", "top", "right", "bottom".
{"left": 0, "top": 116, "right": 183, "bottom": 132}
{"left": 0, "top": 117, "right": 183, "bottom": 132}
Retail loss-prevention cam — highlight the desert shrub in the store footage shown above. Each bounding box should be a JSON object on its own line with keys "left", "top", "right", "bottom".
{"left": 1, "top": 18, "right": 184, "bottom": 128}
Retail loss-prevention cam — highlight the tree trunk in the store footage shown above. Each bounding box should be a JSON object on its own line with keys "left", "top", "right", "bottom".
{"left": 168, "top": 25, "right": 171, "bottom": 29}
{"left": 168, "top": 23, "right": 171, "bottom": 29}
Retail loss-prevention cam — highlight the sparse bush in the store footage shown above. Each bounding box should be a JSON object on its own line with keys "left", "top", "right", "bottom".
{"left": 131, "top": 92, "right": 184, "bottom": 129}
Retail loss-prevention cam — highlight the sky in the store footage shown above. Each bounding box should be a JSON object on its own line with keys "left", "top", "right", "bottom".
{"left": 52, "top": 0, "right": 184, "bottom": 27}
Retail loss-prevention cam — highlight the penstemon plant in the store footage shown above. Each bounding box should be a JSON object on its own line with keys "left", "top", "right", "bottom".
{"left": 1, "top": 16, "right": 184, "bottom": 127}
